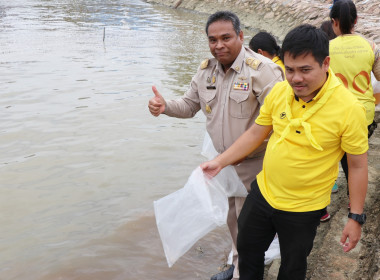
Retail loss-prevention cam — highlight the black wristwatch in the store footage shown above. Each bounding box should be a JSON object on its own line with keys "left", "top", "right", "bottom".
{"left": 348, "top": 212, "right": 366, "bottom": 225}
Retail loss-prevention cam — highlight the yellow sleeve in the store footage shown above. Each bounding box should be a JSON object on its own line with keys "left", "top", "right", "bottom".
{"left": 341, "top": 101, "right": 369, "bottom": 155}
{"left": 255, "top": 84, "right": 279, "bottom": 126}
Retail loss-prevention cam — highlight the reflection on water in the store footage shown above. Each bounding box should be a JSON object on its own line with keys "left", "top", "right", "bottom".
{"left": 0, "top": 1, "right": 257, "bottom": 279}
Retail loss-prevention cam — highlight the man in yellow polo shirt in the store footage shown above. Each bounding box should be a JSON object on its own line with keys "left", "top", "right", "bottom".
{"left": 201, "top": 24, "right": 368, "bottom": 280}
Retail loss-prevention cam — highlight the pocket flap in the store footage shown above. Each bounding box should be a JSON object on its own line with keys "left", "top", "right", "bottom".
{"left": 230, "top": 90, "right": 249, "bottom": 104}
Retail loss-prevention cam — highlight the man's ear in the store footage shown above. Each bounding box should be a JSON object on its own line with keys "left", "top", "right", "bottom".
{"left": 239, "top": 31, "right": 244, "bottom": 42}
{"left": 257, "top": 49, "right": 264, "bottom": 55}
{"left": 323, "top": 56, "right": 330, "bottom": 71}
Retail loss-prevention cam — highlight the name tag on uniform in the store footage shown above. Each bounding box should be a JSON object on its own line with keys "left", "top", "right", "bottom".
{"left": 207, "top": 86, "right": 216, "bottom": 90}
{"left": 233, "top": 82, "right": 249, "bottom": 91}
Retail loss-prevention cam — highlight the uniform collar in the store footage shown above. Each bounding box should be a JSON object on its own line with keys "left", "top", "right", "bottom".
{"left": 230, "top": 47, "right": 245, "bottom": 74}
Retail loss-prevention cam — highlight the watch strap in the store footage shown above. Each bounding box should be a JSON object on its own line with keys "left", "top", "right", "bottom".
{"left": 348, "top": 212, "right": 366, "bottom": 225}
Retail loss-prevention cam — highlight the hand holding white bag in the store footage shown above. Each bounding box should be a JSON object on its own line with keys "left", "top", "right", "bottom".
{"left": 201, "top": 131, "right": 247, "bottom": 197}
{"left": 154, "top": 165, "right": 246, "bottom": 267}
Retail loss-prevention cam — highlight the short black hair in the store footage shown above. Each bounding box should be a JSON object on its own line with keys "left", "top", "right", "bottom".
{"left": 205, "top": 11, "right": 241, "bottom": 36}
{"left": 249, "top": 32, "right": 280, "bottom": 56}
{"left": 281, "top": 24, "right": 329, "bottom": 66}
{"left": 329, "top": 0, "right": 357, "bottom": 35}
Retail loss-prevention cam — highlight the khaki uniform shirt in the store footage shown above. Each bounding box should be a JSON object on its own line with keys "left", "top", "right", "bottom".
{"left": 164, "top": 47, "right": 284, "bottom": 189}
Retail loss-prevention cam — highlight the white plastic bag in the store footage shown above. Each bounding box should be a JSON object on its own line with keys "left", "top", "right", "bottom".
{"left": 154, "top": 132, "right": 248, "bottom": 267}
{"left": 264, "top": 235, "right": 281, "bottom": 265}
{"left": 154, "top": 165, "right": 247, "bottom": 267}
{"left": 201, "top": 131, "right": 219, "bottom": 160}
{"left": 154, "top": 167, "right": 228, "bottom": 267}
{"left": 201, "top": 132, "right": 247, "bottom": 197}
{"left": 216, "top": 165, "right": 248, "bottom": 197}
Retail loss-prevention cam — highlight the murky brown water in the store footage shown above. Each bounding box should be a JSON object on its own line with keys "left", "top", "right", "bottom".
{"left": 0, "top": 1, "right": 258, "bottom": 279}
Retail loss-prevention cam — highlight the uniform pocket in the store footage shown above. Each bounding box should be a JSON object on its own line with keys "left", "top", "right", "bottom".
{"left": 199, "top": 89, "right": 217, "bottom": 117}
{"left": 229, "top": 90, "right": 254, "bottom": 119}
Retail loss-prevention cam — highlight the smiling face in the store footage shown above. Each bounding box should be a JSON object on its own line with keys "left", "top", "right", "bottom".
{"left": 284, "top": 52, "right": 330, "bottom": 102}
{"left": 207, "top": 20, "right": 243, "bottom": 71}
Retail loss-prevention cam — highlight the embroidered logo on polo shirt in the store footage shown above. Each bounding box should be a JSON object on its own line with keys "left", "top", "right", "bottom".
{"left": 280, "top": 112, "right": 286, "bottom": 119}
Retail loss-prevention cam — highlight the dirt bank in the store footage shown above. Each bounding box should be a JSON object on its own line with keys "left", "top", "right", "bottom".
{"left": 145, "top": 0, "right": 380, "bottom": 44}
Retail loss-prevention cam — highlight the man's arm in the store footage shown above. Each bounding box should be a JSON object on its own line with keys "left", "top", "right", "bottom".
{"left": 200, "top": 123, "right": 272, "bottom": 177}
{"left": 340, "top": 152, "right": 368, "bottom": 252}
{"left": 148, "top": 83, "right": 201, "bottom": 118}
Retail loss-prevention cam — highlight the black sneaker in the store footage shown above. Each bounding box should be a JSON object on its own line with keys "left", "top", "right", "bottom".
{"left": 210, "top": 264, "right": 234, "bottom": 280}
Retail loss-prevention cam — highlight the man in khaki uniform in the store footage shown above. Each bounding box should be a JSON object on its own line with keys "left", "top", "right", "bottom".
{"left": 148, "top": 11, "right": 283, "bottom": 280}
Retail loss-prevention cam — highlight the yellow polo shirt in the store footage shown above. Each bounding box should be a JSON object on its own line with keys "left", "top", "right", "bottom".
{"left": 330, "top": 34, "right": 376, "bottom": 125}
{"left": 255, "top": 70, "right": 368, "bottom": 212}
{"left": 272, "top": 56, "right": 285, "bottom": 74}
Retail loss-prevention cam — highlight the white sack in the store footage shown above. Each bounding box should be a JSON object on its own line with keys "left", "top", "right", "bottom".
{"left": 154, "top": 164, "right": 248, "bottom": 267}
{"left": 264, "top": 235, "right": 281, "bottom": 265}
{"left": 201, "top": 132, "right": 247, "bottom": 197}
{"left": 201, "top": 131, "right": 219, "bottom": 160}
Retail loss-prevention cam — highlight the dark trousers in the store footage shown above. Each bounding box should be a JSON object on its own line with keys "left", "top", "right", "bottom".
{"left": 237, "top": 180, "right": 323, "bottom": 280}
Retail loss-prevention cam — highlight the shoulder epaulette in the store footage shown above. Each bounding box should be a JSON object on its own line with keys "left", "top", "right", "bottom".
{"left": 200, "top": 59, "right": 209, "bottom": 70}
{"left": 245, "top": 57, "right": 262, "bottom": 70}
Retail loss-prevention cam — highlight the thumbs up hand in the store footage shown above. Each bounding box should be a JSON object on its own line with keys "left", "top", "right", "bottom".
{"left": 148, "top": 86, "right": 166, "bottom": 117}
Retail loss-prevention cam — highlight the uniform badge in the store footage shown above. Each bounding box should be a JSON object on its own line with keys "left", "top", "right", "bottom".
{"left": 233, "top": 82, "right": 249, "bottom": 91}
{"left": 245, "top": 57, "right": 262, "bottom": 70}
{"left": 205, "top": 104, "right": 212, "bottom": 114}
{"left": 200, "top": 59, "right": 209, "bottom": 70}
{"left": 207, "top": 75, "right": 216, "bottom": 84}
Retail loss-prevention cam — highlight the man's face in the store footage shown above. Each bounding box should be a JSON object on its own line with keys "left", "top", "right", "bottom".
{"left": 207, "top": 20, "right": 243, "bottom": 70}
{"left": 284, "top": 52, "right": 330, "bottom": 102}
